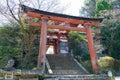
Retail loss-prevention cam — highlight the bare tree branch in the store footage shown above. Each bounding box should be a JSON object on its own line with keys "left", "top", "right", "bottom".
{"left": 6, "top": 0, "right": 19, "bottom": 23}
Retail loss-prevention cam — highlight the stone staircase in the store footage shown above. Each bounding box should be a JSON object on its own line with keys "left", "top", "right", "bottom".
{"left": 46, "top": 54, "right": 88, "bottom": 75}
{"left": 46, "top": 54, "right": 108, "bottom": 80}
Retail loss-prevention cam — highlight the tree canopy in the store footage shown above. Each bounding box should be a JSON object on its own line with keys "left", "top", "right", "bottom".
{"left": 0, "top": 24, "right": 22, "bottom": 68}
{"left": 68, "top": 31, "right": 89, "bottom": 60}
{"left": 95, "top": 0, "right": 111, "bottom": 17}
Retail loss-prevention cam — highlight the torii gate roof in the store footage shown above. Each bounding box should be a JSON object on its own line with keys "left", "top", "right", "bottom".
{"left": 21, "top": 5, "right": 103, "bottom": 26}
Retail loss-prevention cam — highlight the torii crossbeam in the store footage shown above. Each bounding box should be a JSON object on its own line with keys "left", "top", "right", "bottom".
{"left": 21, "top": 5, "right": 103, "bottom": 73}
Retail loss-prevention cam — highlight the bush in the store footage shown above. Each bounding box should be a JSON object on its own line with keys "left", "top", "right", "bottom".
{"left": 68, "top": 31, "right": 87, "bottom": 57}
{"left": 81, "top": 60, "right": 93, "bottom": 73}
{"left": 82, "top": 53, "right": 90, "bottom": 61}
{"left": 81, "top": 56, "right": 120, "bottom": 74}
{"left": 98, "top": 56, "right": 120, "bottom": 72}
{"left": 98, "top": 56, "right": 114, "bottom": 69}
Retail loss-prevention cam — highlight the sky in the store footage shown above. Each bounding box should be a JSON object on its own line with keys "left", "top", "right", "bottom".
{"left": 60, "top": 0, "right": 85, "bottom": 16}
{"left": 0, "top": 0, "right": 85, "bottom": 16}
{"left": 0, "top": 0, "right": 85, "bottom": 25}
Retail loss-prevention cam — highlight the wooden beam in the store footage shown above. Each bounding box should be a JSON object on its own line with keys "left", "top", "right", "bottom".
{"left": 29, "top": 22, "right": 100, "bottom": 33}
{"left": 27, "top": 12, "right": 100, "bottom": 26}
{"left": 27, "top": 12, "right": 42, "bottom": 18}
{"left": 47, "top": 34, "right": 67, "bottom": 37}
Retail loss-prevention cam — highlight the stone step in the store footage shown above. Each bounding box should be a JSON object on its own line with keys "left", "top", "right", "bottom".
{"left": 46, "top": 54, "right": 88, "bottom": 75}
{"left": 45, "top": 75, "right": 108, "bottom": 80}
{"left": 19, "top": 78, "right": 37, "bottom": 80}
{"left": 52, "top": 70, "right": 83, "bottom": 75}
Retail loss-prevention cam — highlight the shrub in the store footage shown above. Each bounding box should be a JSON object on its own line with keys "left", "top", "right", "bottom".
{"left": 98, "top": 56, "right": 114, "bottom": 69}
{"left": 82, "top": 53, "right": 90, "bottom": 61}
{"left": 81, "top": 56, "right": 120, "bottom": 74}
{"left": 98, "top": 56, "right": 120, "bottom": 72}
{"left": 81, "top": 60, "right": 93, "bottom": 73}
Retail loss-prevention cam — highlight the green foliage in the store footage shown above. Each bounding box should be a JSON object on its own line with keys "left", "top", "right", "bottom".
{"left": 82, "top": 53, "right": 90, "bottom": 61}
{"left": 81, "top": 60, "right": 93, "bottom": 73}
{"left": 68, "top": 31, "right": 88, "bottom": 57}
{"left": 0, "top": 72, "right": 4, "bottom": 78}
{"left": 0, "top": 46, "right": 20, "bottom": 57}
{"left": 100, "top": 21, "right": 120, "bottom": 59}
{"left": 95, "top": 0, "right": 120, "bottom": 60}
{"left": 0, "top": 24, "right": 41, "bottom": 69}
{"left": 95, "top": 0, "right": 112, "bottom": 17}
{"left": 81, "top": 0, "right": 120, "bottom": 74}
{"left": 0, "top": 24, "right": 21, "bottom": 46}
{"left": 98, "top": 56, "right": 115, "bottom": 69}
{"left": 82, "top": 56, "right": 120, "bottom": 74}
{"left": 81, "top": 0, "right": 117, "bottom": 17}
{"left": 98, "top": 56, "right": 120, "bottom": 73}
{"left": 69, "top": 31, "right": 85, "bottom": 43}
{"left": 0, "top": 24, "right": 22, "bottom": 68}
{"left": 96, "top": 0, "right": 111, "bottom": 11}
{"left": 0, "top": 23, "right": 39, "bottom": 69}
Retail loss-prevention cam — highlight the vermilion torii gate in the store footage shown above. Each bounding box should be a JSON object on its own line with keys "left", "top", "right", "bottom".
{"left": 21, "top": 5, "right": 103, "bottom": 73}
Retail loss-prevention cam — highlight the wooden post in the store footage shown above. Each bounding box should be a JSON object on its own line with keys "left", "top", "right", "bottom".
{"left": 57, "top": 36, "right": 60, "bottom": 54}
{"left": 53, "top": 42, "right": 57, "bottom": 54}
{"left": 38, "top": 19, "right": 47, "bottom": 71}
{"left": 84, "top": 23, "right": 99, "bottom": 73}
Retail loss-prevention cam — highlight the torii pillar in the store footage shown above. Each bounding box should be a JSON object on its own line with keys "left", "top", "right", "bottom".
{"left": 84, "top": 23, "right": 99, "bottom": 73}
{"left": 38, "top": 18, "right": 47, "bottom": 71}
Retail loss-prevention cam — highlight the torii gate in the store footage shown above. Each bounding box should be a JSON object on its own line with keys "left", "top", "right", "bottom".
{"left": 21, "top": 5, "right": 103, "bottom": 73}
